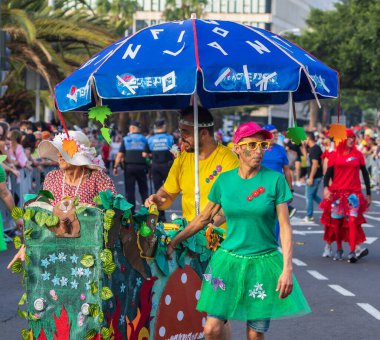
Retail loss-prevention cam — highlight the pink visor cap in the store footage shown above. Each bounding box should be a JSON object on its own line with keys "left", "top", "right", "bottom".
{"left": 233, "top": 122, "right": 273, "bottom": 144}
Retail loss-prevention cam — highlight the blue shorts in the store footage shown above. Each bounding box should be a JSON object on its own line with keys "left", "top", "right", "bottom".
{"left": 208, "top": 315, "right": 271, "bottom": 333}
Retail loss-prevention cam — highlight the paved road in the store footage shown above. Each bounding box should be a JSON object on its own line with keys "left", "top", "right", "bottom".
{"left": 1, "top": 175, "right": 380, "bottom": 339}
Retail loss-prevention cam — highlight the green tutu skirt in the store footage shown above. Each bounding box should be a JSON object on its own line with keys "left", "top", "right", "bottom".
{"left": 196, "top": 248, "right": 311, "bottom": 320}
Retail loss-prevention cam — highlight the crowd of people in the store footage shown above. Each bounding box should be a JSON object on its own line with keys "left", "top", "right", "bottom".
{"left": 1, "top": 110, "right": 378, "bottom": 339}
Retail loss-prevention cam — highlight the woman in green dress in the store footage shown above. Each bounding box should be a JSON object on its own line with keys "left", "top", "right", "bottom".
{"left": 167, "top": 122, "right": 311, "bottom": 340}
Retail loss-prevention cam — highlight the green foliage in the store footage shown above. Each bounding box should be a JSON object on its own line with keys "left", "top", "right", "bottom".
{"left": 100, "top": 327, "right": 111, "bottom": 340}
{"left": 35, "top": 211, "right": 48, "bottom": 226}
{"left": 164, "top": 0, "right": 208, "bottom": 21}
{"left": 24, "top": 227, "right": 33, "bottom": 238}
{"left": 23, "top": 209, "right": 35, "bottom": 221}
{"left": 286, "top": 127, "right": 307, "bottom": 145}
{"left": 101, "top": 127, "right": 111, "bottom": 143}
{"left": 88, "top": 105, "right": 112, "bottom": 125}
{"left": 38, "top": 190, "right": 55, "bottom": 200}
{"left": 45, "top": 215, "right": 59, "bottom": 227}
{"left": 84, "top": 329, "right": 97, "bottom": 339}
{"left": 14, "top": 236, "right": 22, "bottom": 249}
{"left": 80, "top": 254, "right": 95, "bottom": 267}
{"left": 294, "top": 0, "right": 380, "bottom": 117}
{"left": 11, "top": 260, "right": 23, "bottom": 273}
{"left": 18, "top": 293, "right": 27, "bottom": 306}
{"left": 100, "top": 286, "right": 113, "bottom": 300}
{"left": 102, "top": 261, "right": 116, "bottom": 275}
{"left": 88, "top": 303, "right": 101, "bottom": 317}
{"left": 11, "top": 207, "right": 24, "bottom": 221}
{"left": 90, "top": 282, "right": 98, "bottom": 295}
{"left": 100, "top": 249, "right": 113, "bottom": 264}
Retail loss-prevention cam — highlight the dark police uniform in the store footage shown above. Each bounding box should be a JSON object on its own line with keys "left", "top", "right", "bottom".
{"left": 146, "top": 131, "right": 174, "bottom": 221}
{"left": 119, "top": 132, "right": 148, "bottom": 211}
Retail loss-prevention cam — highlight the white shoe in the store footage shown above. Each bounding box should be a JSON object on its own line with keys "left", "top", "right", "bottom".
{"left": 322, "top": 244, "right": 332, "bottom": 257}
{"left": 302, "top": 216, "right": 314, "bottom": 223}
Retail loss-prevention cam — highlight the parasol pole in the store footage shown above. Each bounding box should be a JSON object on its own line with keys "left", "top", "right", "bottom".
{"left": 193, "top": 95, "right": 200, "bottom": 215}
{"left": 288, "top": 92, "right": 293, "bottom": 128}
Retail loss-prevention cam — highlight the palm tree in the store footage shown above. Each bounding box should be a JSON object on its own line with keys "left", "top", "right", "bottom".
{"left": 164, "top": 0, "right": 208, "bottom": 21}
{"left": 0, "top": 0, "right": 115, "bottom": 117}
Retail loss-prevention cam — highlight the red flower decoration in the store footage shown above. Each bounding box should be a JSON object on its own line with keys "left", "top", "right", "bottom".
{"left": 258, "top": 187, "right": 265, "bottom": 194}
{"left": 252, "top": 191, "right": 259, "bottom": 198}
{"left": 120, "top": 264, "right": 126, "bottom": 273}
{"left": 247, "top": 196, "right": 253, "bottom": 201}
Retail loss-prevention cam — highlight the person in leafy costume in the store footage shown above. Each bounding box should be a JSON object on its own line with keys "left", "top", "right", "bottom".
{"left": 7, "top": 131, "right": 116, "bottom": 267}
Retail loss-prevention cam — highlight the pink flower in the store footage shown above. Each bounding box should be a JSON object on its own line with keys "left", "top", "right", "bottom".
{"left": 80, "top": 294, "right": 86, "bottom": 300}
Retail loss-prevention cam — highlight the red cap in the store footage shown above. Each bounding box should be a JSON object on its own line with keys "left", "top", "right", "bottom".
{"left": 233, "top": 122, "right": 273, "bottom": 144}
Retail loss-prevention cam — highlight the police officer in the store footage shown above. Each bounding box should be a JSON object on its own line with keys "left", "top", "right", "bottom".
{"left": 113, "top": 121, "right": 148, "bottom": 212}
{"left": 145, "top": 119, "right": 174, "bottom": 221}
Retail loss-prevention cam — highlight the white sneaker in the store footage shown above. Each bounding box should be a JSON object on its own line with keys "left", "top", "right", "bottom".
{"left": 295, "top": 181, "right": 302, "bottom": 187}
{"left": 322, "top": 244, "right": 332, "bottom": 257}
{"left": 302, "top": 216, "right": 314, "bottom": 223}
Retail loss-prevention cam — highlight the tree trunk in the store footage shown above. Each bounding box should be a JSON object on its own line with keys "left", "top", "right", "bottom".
{"left": 309, "top": 101, "right": 319, "bottom": 130}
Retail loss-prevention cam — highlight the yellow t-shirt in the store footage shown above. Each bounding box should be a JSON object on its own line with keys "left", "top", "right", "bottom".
{"left": 164, "top": 144, "right": 239, "bottom": 222}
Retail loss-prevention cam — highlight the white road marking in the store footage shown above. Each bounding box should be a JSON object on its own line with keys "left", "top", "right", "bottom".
{"left": 362, "top": 223, "right": 375, "bottom": 228}
{"left": 293, "top": 230, "right": 323, "bottom": 235}
{"left": 293, "top": 193, "right": 306, "bottom": 199}
{"left": 117, "top": 181, "right": 124, "bottom": 185}
{"left": 364, "top": 237, "right": 378, "bottom": 245}
{"left": 364, "top": 214, "right": 380, "bottom": 222}
{"left": 328, "top": 284, "right": 355, "bottom": 297}
{"left": 307, "top": 270, "right": 328, "bottom": 280}
{"left": 295, "top": 211, "right": 322, "bottom": 214}
{"left": 357, "top": 303, "right": 380, "bottom": 320}
{"left": 292, "top": 258, "right": 307, "bottom": 266}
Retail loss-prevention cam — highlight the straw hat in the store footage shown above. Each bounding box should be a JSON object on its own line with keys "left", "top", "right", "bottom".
{"left": 38, "top": 131, "right": 105, "bottom": 170}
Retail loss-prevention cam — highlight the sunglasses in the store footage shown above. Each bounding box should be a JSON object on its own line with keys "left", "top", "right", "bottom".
{"left": 237, "top": 141, "right": 270, "bottom": 151}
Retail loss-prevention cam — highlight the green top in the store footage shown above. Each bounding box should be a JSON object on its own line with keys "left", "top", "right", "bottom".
{"left": 208, "top": 167, "right": 292, "bottom": 255}
{"left": 0, "top": 165, "right": 6, "bottom": 183}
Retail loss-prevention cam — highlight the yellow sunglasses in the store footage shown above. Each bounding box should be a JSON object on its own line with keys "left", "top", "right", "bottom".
{"left": 237, "top": 141, "right": 271, "bottom": 151}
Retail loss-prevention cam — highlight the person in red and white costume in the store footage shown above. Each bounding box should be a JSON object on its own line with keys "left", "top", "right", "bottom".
{"left": 321, "top": 129, "right": 371, "bottom": 263}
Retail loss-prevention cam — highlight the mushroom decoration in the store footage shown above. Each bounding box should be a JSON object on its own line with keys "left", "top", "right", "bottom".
{"left": 154, "top": 265, "right": 206, "bottom": 339}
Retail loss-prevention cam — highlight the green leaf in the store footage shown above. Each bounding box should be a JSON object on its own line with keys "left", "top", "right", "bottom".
{"left": 11, "top": 260, "right": 23, "bottom": 273}
{"left": 24, "top": 228, "right": 33, "bottom": 238}
{"left": 83, "top": 329, "right": 97, "bottom": 339}
{"left": 140, "top": 221, "right": 153, "bottom": 237}
{"left": 38, "top": 190, "right": 55, "bottom": 200}
{"left": 80, "top": 254, "right": 95, "bottom": 268}
{"left": 14, "top": 236, "right": 22, "bottom": 249}
{"left": 21, "top": 328, "right": 31, "bottom": 340}
{"left": 25, "top": 254, "right": 30, "bottom": 265}
{"left": 45, "top": 215, "right": 59, "bottom": 227}
{"left": 113, "top": 195, "right": 133, "bottom": 211}
{"left": 97, "top": 311, "right": 104, "bottom": 324}
{"left": 100, "top": 286, "right": 113, "bottom": 300}
{"left": 18, "top": 309, "right": 28, "bottom": 319}
{"left": 18, "top": 293, "right": 27, "bottom": 306}
{"left": 11, "top": 207, "right": 24, "bottom": 221}
{"left": 100, "top": 249, "right": 113, "bottom": 264}
{"left": 100, "top": 327, "right": 111, "bottom": 339}
{"left": 102, "top": 261, "right": 116, "bottom": 275}
{"left": 99, "top": 190, "right": 114, "bottom": 209}
{"left": 286, "top": 127, "right": 307, "bottom": 145}
{"left": 90, "top": 282, "right": 98, "bottom": 295}
{"left": 88, "top": 304, "right": 100, "bottom": 317}
{"left": 105, "top": 209, "right": 115, "bottom": 219}
{"left": 93, "top": 195, "right": 102, "bottom": 206}
{"left": 88, "top": 105, "right": 112, "bottom": 125}
{"left": 177, "top": 249, "right": 187, "bottom": 268}
{"left": 35, "top": 212, "right": 48, "bottom": 227}
{"left": 101, "top": 127, "right": 111, "bottom": 144}
{"left": 23, "top": 209, "right": 35, "bottom": 221}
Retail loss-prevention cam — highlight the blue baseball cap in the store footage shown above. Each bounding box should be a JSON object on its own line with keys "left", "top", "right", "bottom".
{"left": 262, "top": 124, "right": 278, "bottom": 131}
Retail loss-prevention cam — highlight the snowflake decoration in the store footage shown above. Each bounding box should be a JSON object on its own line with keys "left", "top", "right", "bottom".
{"left": 77, "top": 268, "right": 85, "bottom": 277}
{"left": 248, "top": 282, "right": 266, "bottom": 300}
{"left": 70, "top": 280, "right": 79, "bottom": 289}
{"left": 52, "top": 275, "right": 60, "bottom": 286}
{"left": 41, "top": 258, "right": 50, "bottom": 268}
{"left": 58, "top": 252, "right": 67, "bottom": 262}
{"left": 60, "top": 277, "right": 68, "bottom": 287}
{"left": 49, "top": 253, "right": 58, "bottom": 263}
{"left": 70, "top": 254, "right": 79, "bottom": 264}
{"left": 119, "top": 314, "right": 125, "bottom": 325}
{"left": 83, "top": 268, "right": 91, "bottom": 278}
{"left": 136, "top": 277, "right": 142, "bottom": 287}
{"left": 41, "top": 271, "right": 51, "bottom": 281}
{"left": 120, "top": 283, "right": 126, "bottom": 293}
{"left": 85, "top": 281, "right": 91, "bottom": 290}
{"left": 71, "top": 268, "right": 78, "bottom": 277}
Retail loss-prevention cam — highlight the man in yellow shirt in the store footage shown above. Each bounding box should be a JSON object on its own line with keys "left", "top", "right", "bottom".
{"left": 145, "top": 106, "right": 239, "bottom": 226}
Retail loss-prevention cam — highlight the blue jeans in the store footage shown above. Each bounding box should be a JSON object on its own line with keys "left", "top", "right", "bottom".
{"left": 306, "top": 177, "right": 322, "bottom": 217}
{"left": 208, "top": 315, "right": 270, "bottom": 333}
